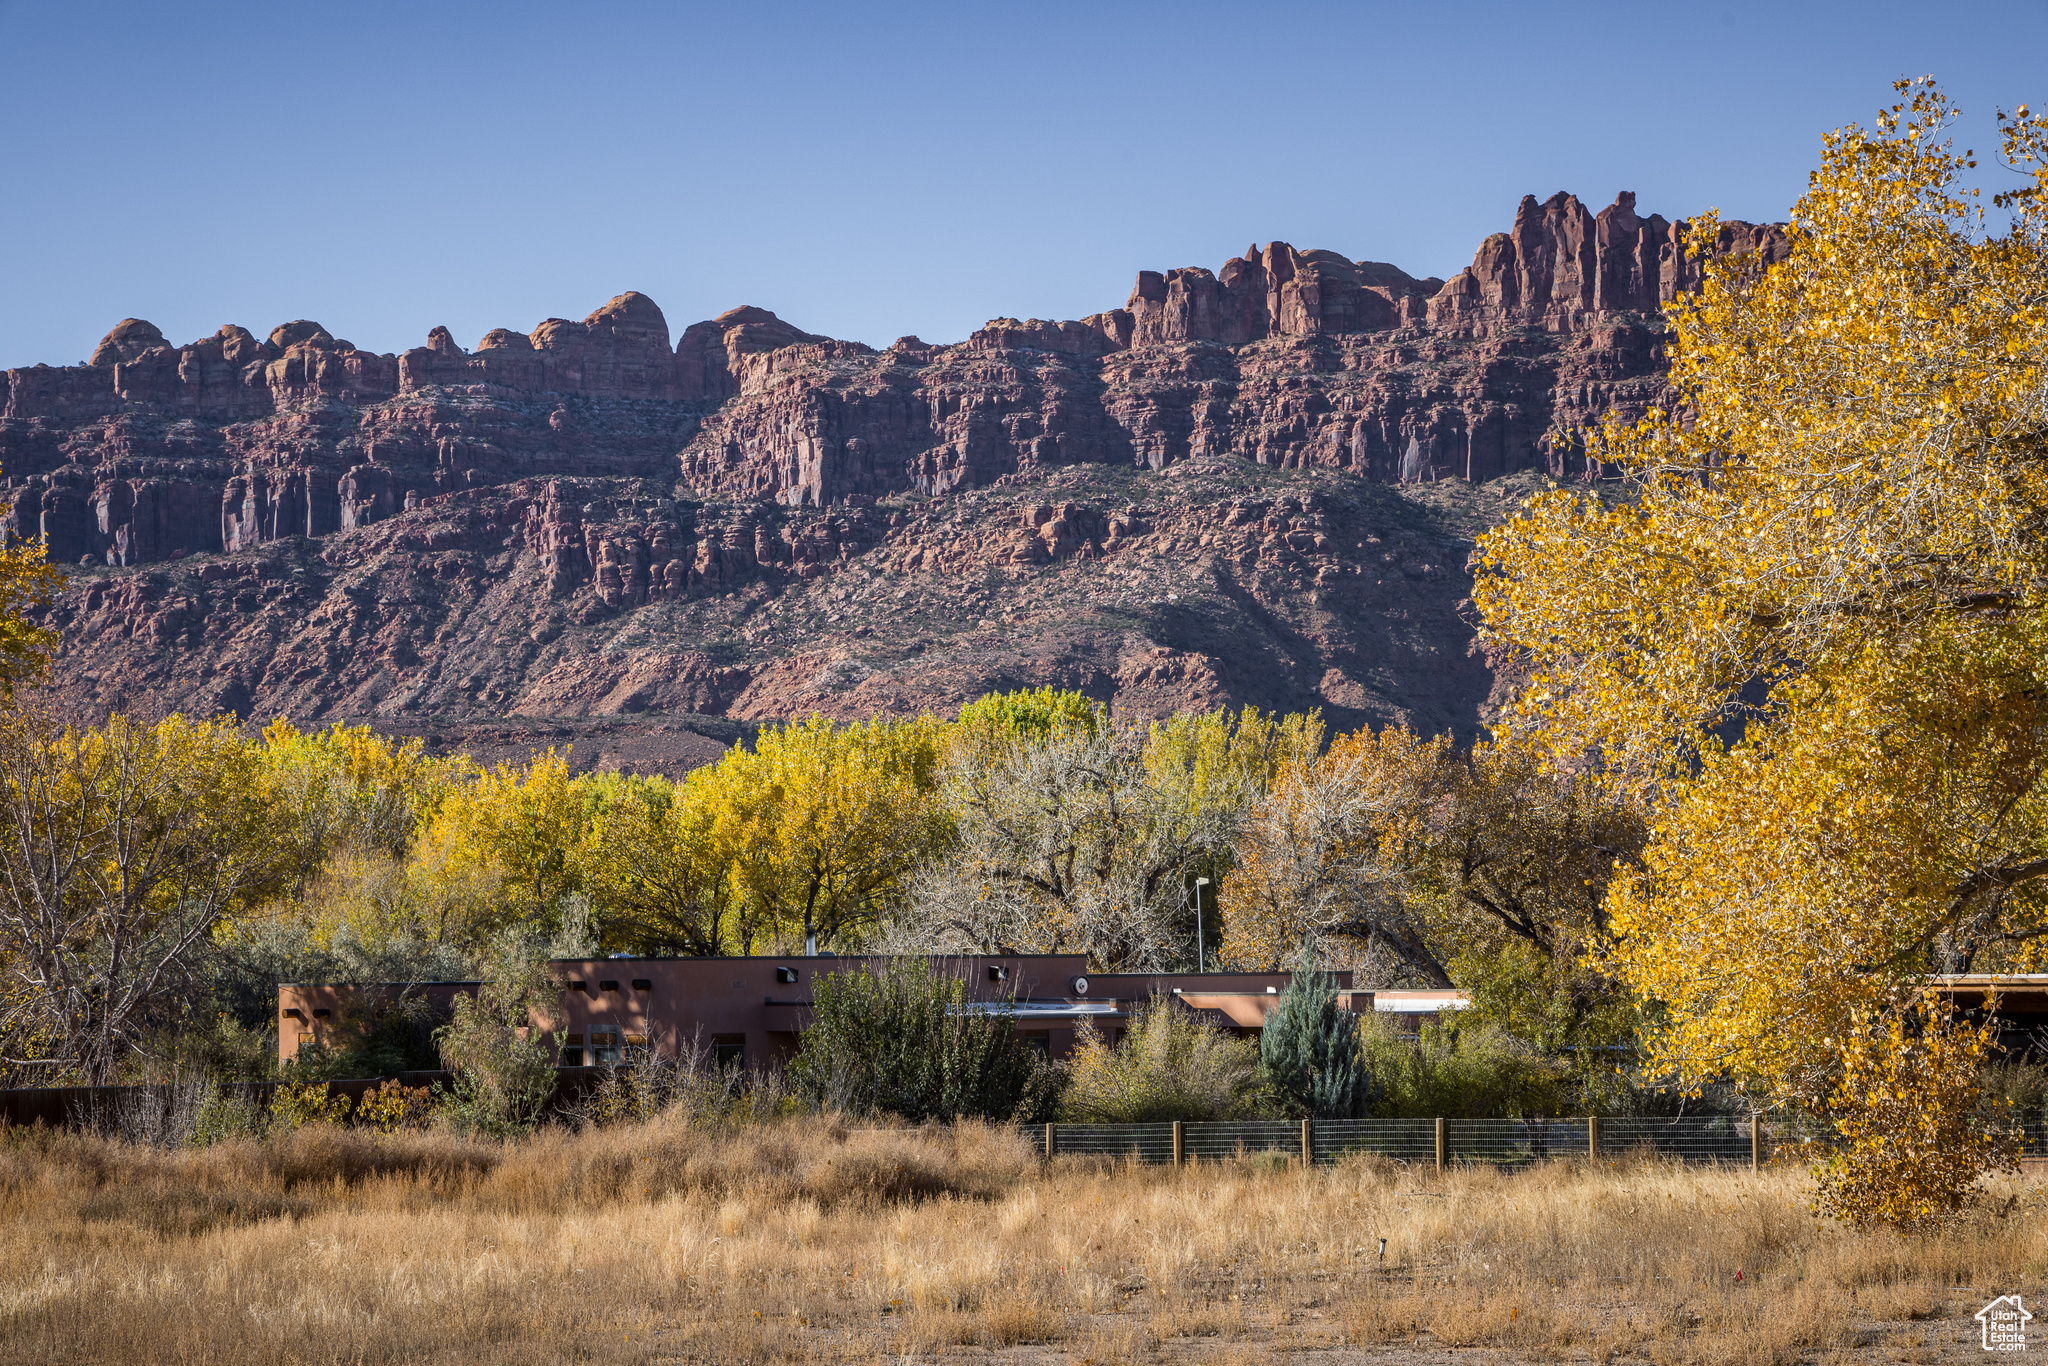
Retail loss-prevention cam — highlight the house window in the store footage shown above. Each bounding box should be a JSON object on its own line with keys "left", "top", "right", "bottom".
{"left": 712, "top": 1034, "right": 745, "bottom": 1069}
{"left": 561, "top": 1032, "right": 586, "bottom": 1067}
{"left": 589, "top": 1031, "right": 620, "bottom": 1066}
{"left": 297, "top": 1031, "right": 315, "bottom": 1053}
{"left": 624, "top": 1033, "right": 649, "bottom": 1063}
{"left": 1022, "top": 1032, "right": 1049, "bottom": 1057}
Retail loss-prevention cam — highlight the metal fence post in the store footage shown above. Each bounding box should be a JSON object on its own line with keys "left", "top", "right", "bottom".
{"left": 1434, "top": 1117, "right": 1447, "bottom": 1172}
{"left": 1172, "top": 1120, "right": 1184, "bottom": 1167}
{"left": 1045, "top": 1122, "right": 1056, "bottom": 1160}
{"left": 1750, "top": 1114, "right": 1761, "bottom": 1171}
{"left": 1588, "top": 1115, "right": 1600, "bottom": 1161}
{"left": 1301, "top": 1117, "right": 1313, "bottom": 1167}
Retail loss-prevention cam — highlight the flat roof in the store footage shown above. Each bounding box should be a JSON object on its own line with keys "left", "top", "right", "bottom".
{"left": 542, "top": 953, "right": 1086, "bottom": 963}
{"left": 1930, "top": 974, "right": 2048, "bottom": 985}
{"left": 279, "top": 980, "right": 481, "bottom": 988}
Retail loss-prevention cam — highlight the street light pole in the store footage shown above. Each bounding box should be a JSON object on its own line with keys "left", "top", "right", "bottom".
{"left": 1194, "top": 876, "right": 1209, "bottom": 973}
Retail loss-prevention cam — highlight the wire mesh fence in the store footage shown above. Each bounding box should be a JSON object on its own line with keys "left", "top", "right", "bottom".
{"left": 1025, "top": 1115, "right": 1916, "bottom": 1168}
{"left": 1446, "top": 1118, "right": 1587, "bottom": 1168}
{"left": 2019, "top": 1117, "right": 2048, "bottom": 1155}
{"left": 1181, "top": 1121, "right": 1300, "bottom": 1161}
{"left": 1038, "top": 1122, "right": 1176, "bottom": 1163}
{"left": 16, "top": 1084, "right": 2045, "bottom": 1165}
{"left": 1601, "top": 1116, "right": 1754, "bottom": 1164}
{"left": 1761, "top": 1113, "right": 2048, "bottom": 1164}
{"left": 1312, "top": 1118, "right": 1438, "bottom": 1164}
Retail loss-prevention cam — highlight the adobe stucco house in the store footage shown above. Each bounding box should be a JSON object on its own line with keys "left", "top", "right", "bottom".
{"left": 277, "top": 955, "right": 1470, "bottom": 1068}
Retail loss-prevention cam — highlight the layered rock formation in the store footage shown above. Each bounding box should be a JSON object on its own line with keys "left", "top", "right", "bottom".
{"left": 1, "top": 293, "right": 706, "bottom": 567}
{"left": 1, "top": 191, "right": 1786, "bottom": 754}
{"left": 678, "top": 191, "right": 1786, "bottom": 507}
{"left": 44, "top": 460, "right": 1511, "bottom": 759}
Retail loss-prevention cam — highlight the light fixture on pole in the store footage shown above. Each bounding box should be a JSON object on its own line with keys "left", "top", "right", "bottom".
{"left": 1193, "top": 876, "right": 1210, "bottom": 973}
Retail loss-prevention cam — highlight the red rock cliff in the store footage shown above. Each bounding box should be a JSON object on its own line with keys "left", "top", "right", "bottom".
{"left": 5, "top": 191, "right": 1787, "bottom": 746}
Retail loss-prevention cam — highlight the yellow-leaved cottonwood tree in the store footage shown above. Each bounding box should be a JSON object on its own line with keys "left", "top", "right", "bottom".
{"left": 1476, "top": 80, "right": 2048, "bottom": 1220}
{"left": 414, "top": 749, "right": 584, "bottom": 940}
{"left": 0, "top": 711, "right": 292, "bottom": 1083}
{"left": 721, "top": 714, "right": 950, "bottom": 954}
{"left": 573, "top": 769, "right": 752, "bottom": 956}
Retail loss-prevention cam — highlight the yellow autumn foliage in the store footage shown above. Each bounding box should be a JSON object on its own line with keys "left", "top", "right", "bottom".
{"left": 1476, "top": 80, "right": 2048, "bottom": 1219}
{"left": 719, "top": 714, "right": 949, "bottom": 952}
{"left": 416, "top": 749, "right": 584, "bottom": 932}
{"left": 1810, "top": 993, "right": 2019, "bottom": 1229}
{"left": 573, "top": 768, "right": 755, "bottom": 956}
{"left": 0, "top": 532, "right": 59, "bottom": 696}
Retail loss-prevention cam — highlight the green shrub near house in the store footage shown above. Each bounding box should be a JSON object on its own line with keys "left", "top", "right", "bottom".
{"left": 788, "top": 959, "right": 1060, "bottom": 1122}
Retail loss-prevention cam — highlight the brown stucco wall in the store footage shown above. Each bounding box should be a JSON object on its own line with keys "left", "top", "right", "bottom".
{"left": 276, "top": 958, "right": 1400, "bottom": 1069}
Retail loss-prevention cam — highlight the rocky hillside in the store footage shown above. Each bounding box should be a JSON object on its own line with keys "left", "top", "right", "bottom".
{"left": 1, "top": 191, "right": 1784, "bottom": 769}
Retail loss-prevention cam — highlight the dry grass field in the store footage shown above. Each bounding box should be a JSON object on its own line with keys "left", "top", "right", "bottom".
{"left": 0, "top": 1115, "right": 2040, "bottom": 1365}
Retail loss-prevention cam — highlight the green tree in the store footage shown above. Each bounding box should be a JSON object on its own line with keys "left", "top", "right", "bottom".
{"left": 950, "top": 686, "right": 1099, "bottom": 762}
{"left": 1260, "top": 968, "right": 1376, "bottom": 1119}
{"left": 1406, "top": 738, "right": 1645, "bottom": 1060}
{"left": 1360, "top": 1012, "right": 1567, "bottom": 1120}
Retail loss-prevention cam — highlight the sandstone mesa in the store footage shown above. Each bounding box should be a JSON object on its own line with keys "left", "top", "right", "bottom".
{"left": 0, "top": 192, "right": 1784, "bottom": 769}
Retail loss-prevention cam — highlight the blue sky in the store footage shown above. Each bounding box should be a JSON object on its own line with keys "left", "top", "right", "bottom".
{"left": 3, "top": 1, "right": 2044, "bottom": 369}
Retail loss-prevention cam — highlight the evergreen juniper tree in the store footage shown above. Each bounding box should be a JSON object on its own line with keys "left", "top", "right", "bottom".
{"left": 1260, "top": 965, "right": 1377, "bottom": 1118}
